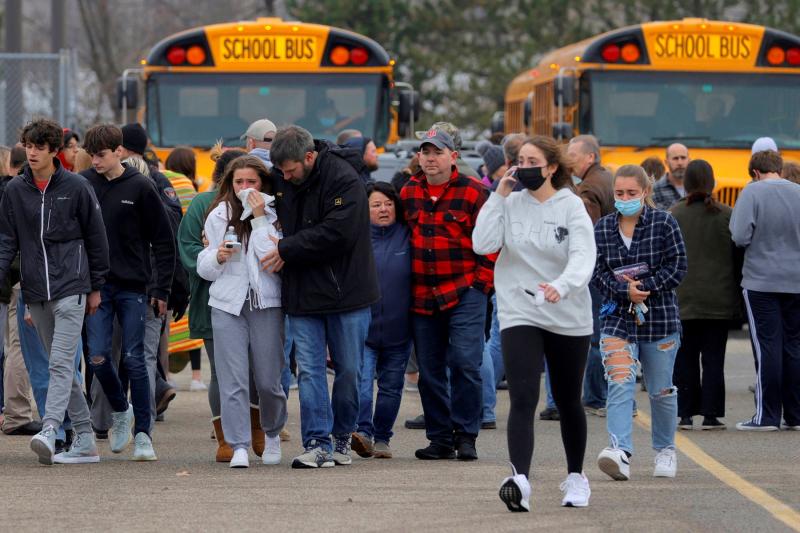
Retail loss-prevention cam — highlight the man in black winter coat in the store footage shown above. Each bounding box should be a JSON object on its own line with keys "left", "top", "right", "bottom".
{"left": 81, "top": 124, "right": 175, "bottom": 462}
{"left": 263, "top": 125, "right": 379, "bottom": 468}
{"left": 0, "top": 118, "right": 110, "bottom": 465}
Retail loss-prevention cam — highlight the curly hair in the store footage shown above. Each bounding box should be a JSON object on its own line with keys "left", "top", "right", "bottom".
{"left": 20, "top": 118, "right": 63, "bottom": 152}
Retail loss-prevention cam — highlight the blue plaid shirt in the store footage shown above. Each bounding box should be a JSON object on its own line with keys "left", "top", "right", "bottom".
{"left": 592, "top": 205, "right": 687, "bottom": 343}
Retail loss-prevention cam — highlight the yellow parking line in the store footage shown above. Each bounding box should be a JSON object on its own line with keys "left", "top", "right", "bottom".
{"left": 635, "top": 412, "right": 800, "bottom": 532}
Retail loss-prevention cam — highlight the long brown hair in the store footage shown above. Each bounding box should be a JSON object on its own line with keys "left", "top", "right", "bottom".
{"left": 206, "top": 155, "right": 272, "bottom": 250}
{"left": 684, "top": 159, "right": 721, "bottom": 214}
{"left": 522, "top": 135, "right": 574, "bottom": 190}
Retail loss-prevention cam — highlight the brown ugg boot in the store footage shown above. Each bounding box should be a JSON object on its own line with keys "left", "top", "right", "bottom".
{"left": 212, "top": 417, "right": 233, "bottom": 462}
{"left": 251, "top": 406, "right": 265, "bottom": 456}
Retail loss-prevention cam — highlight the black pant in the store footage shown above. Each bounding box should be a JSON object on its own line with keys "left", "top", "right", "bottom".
{"left": 744, "top": 290, "right": 800, "bottom": 426}
{"left": 501, "top": 326, "right": 589, "bottom": 477}
{"left": 674, "top": 320, "right": 728, "bottom": 418}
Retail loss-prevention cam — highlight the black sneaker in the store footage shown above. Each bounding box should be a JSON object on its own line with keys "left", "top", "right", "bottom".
{"left": 414, "top": 443, "right": 455, "bottom": 460}
{"left": 55, "top": 429, "right": 74, "bottom": 455}
{"left": 701, "top": 417, "right": 726, "bottom": 430}
{"left": 481, "top": 420, "right": 497, "bottom": 430}
{"left": 405, "top": 414, "right": 426, "bottom": 430}
{"left": 3, "top": 420, "right": 43, "bottom": 435}
{"left": 539, "top": 407, "right": 559, "bottom": 421}
{"left": 93, "top": 427, "right": 108, "bottom": 440}
{"left": 455, "top": 437, "right": 478, "bottom": 461}
{"left": 496, "top": 380, "right": 509, "bottom": 390}
{"left": 678, "top": 417, "right": 693, "bottom": 430}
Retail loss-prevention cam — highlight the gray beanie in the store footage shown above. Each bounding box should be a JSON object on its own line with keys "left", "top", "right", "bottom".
{"left": 483, "top": 146, "right": 505, "bottom": 177}
{"left": 475, "top": 140, "right": 493, "bottom": 157}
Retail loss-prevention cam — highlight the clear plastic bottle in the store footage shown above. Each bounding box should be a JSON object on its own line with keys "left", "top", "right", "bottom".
{"left": 223, "top": 225, "right": 241, "bottom": 262}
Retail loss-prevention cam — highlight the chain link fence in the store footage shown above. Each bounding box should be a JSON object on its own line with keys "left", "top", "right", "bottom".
{"left": 0, "top": 49, "right": 78, "bottom": 146}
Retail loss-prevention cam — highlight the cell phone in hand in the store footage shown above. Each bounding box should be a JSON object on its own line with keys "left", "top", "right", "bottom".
{"left": 225, "top": 242, "right": 242, "bottom": 251}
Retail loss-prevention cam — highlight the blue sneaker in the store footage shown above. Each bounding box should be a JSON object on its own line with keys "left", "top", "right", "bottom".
{"left": 735, "top": 420, "right": 778, "bottom": 431}
{"left": 110, "top": 405, "right": 134, "bottom": 453}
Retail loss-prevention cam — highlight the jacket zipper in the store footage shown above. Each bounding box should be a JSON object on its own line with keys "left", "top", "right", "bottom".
{"left": 328, "top": 266, "right": 342, "bottom": 297}
{"left": 39, "top": 185, "right": 51, "bottom": 300}
{"left": 77, "top": 244, "right": 82, "bottom": 275}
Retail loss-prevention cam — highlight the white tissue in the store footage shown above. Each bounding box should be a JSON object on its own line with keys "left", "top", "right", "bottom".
{"left": 237, "top": 188, "right": 275, "bottom": 221}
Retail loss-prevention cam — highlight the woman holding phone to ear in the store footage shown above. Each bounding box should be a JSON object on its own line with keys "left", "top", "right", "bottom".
{"left": 473, "top": 136, "right": 596, "bottom": 511}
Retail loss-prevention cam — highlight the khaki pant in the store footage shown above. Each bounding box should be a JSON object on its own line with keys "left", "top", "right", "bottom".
{"left": 2, "top": 286, "right": 35, "bottom": 432}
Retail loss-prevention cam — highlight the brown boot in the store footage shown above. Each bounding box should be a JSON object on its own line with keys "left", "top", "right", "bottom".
{"left": 212, "top": 417, "right": 233, "bottom": 462}
{"left": 251, "top": 406, "right": 265, "bottom": 456}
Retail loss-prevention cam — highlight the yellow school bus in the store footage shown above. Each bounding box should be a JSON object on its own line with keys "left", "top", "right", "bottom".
{"left": 120, "top": 17, "right": 411, "bottom": 191}
{"left": 504, "top": 18, "right": 800, "bottom": 205}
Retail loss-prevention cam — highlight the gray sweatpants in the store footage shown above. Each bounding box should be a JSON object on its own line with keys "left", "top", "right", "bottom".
{"left": 212, "top": 305, "right": 286, "bottom": 449}
{"left": 27, "top": 294, "right": 92, "bottom": 435}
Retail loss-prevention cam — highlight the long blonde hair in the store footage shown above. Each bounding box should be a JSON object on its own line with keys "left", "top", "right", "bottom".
{"left": 123, "top": 155, "right": 151, "bottom": 177}
{"left": 614, "top": 164, "right": 655, "bottom": 207}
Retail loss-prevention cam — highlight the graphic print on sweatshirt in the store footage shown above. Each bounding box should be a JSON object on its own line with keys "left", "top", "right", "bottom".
{"left": 509, "top": 211, "right": 570, "bottom": 251}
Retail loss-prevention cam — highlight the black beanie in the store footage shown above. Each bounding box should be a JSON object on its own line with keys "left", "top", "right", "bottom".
{"left": 121, "top": 123, "right": 148, "bottom": 155}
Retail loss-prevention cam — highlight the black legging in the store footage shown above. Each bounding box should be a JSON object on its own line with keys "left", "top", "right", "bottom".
{"left": 502, "top": 325, "right": 590, "bottom": 477}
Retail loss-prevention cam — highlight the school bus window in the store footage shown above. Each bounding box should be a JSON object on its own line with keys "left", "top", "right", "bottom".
{"left": 178, "top": 87, "right": 218, "bottom": 117}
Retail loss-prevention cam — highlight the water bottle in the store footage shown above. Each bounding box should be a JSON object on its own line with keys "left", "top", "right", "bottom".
{"left": 223, "top": 225, "right": 241, "bottom": 262}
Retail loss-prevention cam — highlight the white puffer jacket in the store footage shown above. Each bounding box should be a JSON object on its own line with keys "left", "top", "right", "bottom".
{"left": 197, "top": 201, "right": 282, "bottom": 316}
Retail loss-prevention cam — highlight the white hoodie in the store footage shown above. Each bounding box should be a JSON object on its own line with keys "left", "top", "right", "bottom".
{"left": 197, "top": 201, "right": 282, "bottom": 316}
{"left": 473, "top": 188, "right": 596, "bottom": 336}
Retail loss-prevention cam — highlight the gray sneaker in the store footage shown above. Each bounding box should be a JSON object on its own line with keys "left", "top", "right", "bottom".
{"left": 373, "top": 441, "right": 392, "bottom": 459}
{"left": 131, "top": 432, "right": 157, "bottom": 461}
{"left": 54, "top": 432, "right": 100, "bottom": 464}
{"left": 291, "top": 441, "right": 335, "bottom": 469}
{"left": 30, "top": 424, "right": 57, "bottom": 465}
{"left": 110, "top": 405, "right": 134, "bottom": 453}
{"left": 333, "top": 435, "right": 352, "bottom": 465}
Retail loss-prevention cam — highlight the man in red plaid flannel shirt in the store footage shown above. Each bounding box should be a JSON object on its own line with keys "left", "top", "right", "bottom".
{"left": 400, "top": 127, "right": 494, "bottom": 461}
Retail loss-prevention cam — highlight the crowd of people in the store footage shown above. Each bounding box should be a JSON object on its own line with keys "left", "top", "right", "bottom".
{"left": 0, "top": 114, "right": 798, "bottom": 513}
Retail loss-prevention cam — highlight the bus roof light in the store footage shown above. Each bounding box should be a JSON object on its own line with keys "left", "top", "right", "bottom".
{"left": 787, "top": 47, "right": 800, "bottom": 66}
{"left": 350, "top": 47, "right": 369, "bottom": 65}
{"left": 601, "top": 44, "right": 620, "bottom": 63}
{"left": 186, "top": 46, "right": 206, "bottom": 65}
{"left": 621, "top": 43, "right": 640, "bottom": 63}
{"left": 330, "top": 45, "right": 350, "bottom": 66}
{"left": 166, "top": 46, "right": 186, "bottom": 65}
{"left": 767, "top": 46, "right": 785, "bottom": 65}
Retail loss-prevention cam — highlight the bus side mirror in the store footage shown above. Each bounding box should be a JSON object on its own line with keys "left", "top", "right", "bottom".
{"left": 553, "top": 75, "right": 576, "bottom": 107}
{"left": 491, "top": 111, "right": 505, "bottom": 134}
{"left": 552, "top": 122, "right": 573, "bottom": 140}
{"left": 116, "top": 77, "right": 139, "bottom": 111}
{"left": 398, "top": 90, "right": 420, "bottom": 137}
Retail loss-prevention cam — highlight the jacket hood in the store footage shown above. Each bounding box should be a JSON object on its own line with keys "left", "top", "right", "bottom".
{"left": 315, "top": 139, "right": 368, "bottom": 177}
{"left": 249, "top": 148, "right": 272, "bottom": 169}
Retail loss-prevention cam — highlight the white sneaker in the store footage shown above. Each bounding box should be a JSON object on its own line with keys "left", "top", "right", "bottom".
{"left": 110, "top": 405, "right": 134, "bottom": 453}
{"left": 230, "top": 447, "right": 249, "bottom": 468}
{"left": 498, "top": 465, "right": 531, "bottom": 512}
{"left": 597, "top": 447, "right": 630, "bottom": 481}
{"left": 560, "top": 472, "right": 591, "bottom": 507}
{"left": 30, "top": 424, "right": 57, "bottom": 465}
{"left": 653, "top": 447, "right": 677, "bottom": 478}
{"left": 190, "top": 380, "right": 208, "bottom": 392}
{"left": 131, "top": 432, "right": 157, "bottom": 461}
{"left": 262, "top": 435, "right": 281, "bottom": 465}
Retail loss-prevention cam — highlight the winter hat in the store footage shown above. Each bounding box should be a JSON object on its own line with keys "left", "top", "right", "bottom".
{"left": 751, "top": 137, "right": 778, "bottom": 154}
{"left": 475, "top": 140, "right": 493, "bottom": 157}
{"left": 483, "top": 146, "right": 505, "bottom": 177}
{"left": 121, "top": 123, "right": 148, "bottom": 155}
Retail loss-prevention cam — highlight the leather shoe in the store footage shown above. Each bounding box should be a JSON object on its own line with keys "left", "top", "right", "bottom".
{"left": 455, "top": 437, "right": 478, "bottom": 461}
{"left": 404, "top": 414, "right": 425, "bottom": 430}
{"left": 3, "top": 420, "right": 42, "bottom": 435}
{"left": 414, "top": 443, "right": 455, "bottom": 460}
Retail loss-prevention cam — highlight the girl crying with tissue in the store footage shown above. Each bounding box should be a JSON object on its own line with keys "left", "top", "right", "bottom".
{"left": 198, "top": 155, "right": 287, "bottom": 469}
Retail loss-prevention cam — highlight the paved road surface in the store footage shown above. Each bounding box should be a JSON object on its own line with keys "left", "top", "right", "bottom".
{"left": 2, "top": 330, "right": 798, "bottom": 532}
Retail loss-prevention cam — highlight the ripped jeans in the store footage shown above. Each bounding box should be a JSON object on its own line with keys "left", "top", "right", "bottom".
{"left": 601, "top": 332, "right": 679, "bottom": 455}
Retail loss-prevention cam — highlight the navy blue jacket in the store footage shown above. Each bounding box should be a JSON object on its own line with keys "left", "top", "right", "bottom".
{"left": 367, "top": 222, "right": 411, "bottom": 349}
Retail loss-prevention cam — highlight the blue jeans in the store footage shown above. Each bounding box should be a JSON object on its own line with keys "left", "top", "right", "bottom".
{"left": 85, "top": 284, "right": 151, "bottom": 436}
{"left": 480, "top": 294, "right": 501, "bottom": 423}
{"left": 357, "top": 341, "right": 412, "bottom": 443}
{"left": 602, "top": 332, "right": 680, "bottom": 454}
{"left": 17, "top": 292, "right": 81, "bottom": 438}
{"left": 582, "top": 286, "right": 607, "bottom": 408}
{"left": 290, "top": 307, "right": 371, "bottom": 452}
{"left": 413, "top": 288, "right": 487, "bottom": 445}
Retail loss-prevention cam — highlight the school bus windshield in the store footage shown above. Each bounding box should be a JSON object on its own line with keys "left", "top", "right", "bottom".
{"left": 581, "top": 71, "right": 800, "bottom": 149}
{"left": 145, "top": 72, "right": 391, "bottom": 148}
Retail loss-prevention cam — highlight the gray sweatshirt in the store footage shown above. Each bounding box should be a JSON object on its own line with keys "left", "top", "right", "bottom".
{"left": 729, "top": 178, "right": 800, "bottom": 293}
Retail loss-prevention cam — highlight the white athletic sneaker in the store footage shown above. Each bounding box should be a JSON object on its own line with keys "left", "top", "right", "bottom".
{"left": 110, "top": 405, "right": 134, "bottom": 453}
{"left": 262, "top": 435, "right": 281, "bottom": 465}
{"left": 230, "top": 447, "right": 249, "bottom": 468}
{"left": 653, "top": 448, "right": 677, "bottom": 478}
{"left": 560, "top": 472, "right": 591, "bottom": 507}
{"left": 597, "top": 447, "right": 630, "bottom": 481}
{"left": 498, "top": 465, "right": 531, "bottom": 512}
{"left": 131, "top": 432, "right": 157, "bottom": 461}
{"left": 190, "top": 380, "right": 208, "bottom": 392}
{"left": 54, "top": 432, "right": 100, "bottom": 464}
{"left": 30, "top": 424, "right": 57, "bottom": 465}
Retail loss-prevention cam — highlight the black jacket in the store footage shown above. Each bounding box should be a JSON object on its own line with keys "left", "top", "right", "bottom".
{"left": 273, "top": 140, "right": 379, "bottom": 315}
{"left": 0, "top": 160, "right": 109, "bottom": 303}
{"left": 82, "top": 165, "right": 176, "bottom": 300}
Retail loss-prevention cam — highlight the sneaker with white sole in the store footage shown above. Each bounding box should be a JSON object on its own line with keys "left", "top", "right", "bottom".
{"left": 332, "top": 435, "right": 352, "bottom": 465}
{"left": 597, "top": 447, "right": 630, "bottom": 481}
{"left": 110, "top": 405, "right": 134, "bottom": 453}
{"left": 782, "top": 423, "right": 800, "bottom": 431}
{"left": 30, "top": 424, "right": 57, "bottom": 465}
{"left": 262, "top": 435, "right": 281, "bottom": 465}
{"left": 736, "top": 420, "right": 779, "bottom": 431}
{"left": 190, "top": 380, "right": 208, "bottom": 392}
{"left": 499, "top": 465, "right": 531, "bottom": 512}
{"left": 230, "top": 447, "right": 249, "bottom": 468}
{"left": 653, "top": 447, "right": 677, "bottom": 478}
{"left": 131, "top": 432, "right": 157, "bottom": 461}
{"left": 291, "top": 441, "right": 335, "bottom": 469}
{"left": 54, "top": 432, "right": 100, "bottom": 464}
{"left": 560, "top": 472, "right": 591, "bottom": 507}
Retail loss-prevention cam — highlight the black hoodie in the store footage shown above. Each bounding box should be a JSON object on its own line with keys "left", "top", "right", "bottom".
{"left": 81, "top": 165, "right": 175, "bottom": 300}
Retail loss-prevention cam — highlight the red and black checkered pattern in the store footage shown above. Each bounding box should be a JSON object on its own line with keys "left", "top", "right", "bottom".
{"left": 401, "top": 169, "right": 495, "bottom": 315}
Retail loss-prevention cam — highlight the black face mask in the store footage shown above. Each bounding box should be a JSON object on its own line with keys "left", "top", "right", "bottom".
{"left": 515, "top": 166, "right": 546, "bottom": 191}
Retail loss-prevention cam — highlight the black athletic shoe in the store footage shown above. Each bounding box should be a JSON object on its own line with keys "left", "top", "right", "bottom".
{"left": 455, "top": 437, "right": 478, "bottom": 461}
{"left": 678, "top": 417, "right": 693, "bottom": 430}
{"left": 3, "top": 420, "right": 42, "bottom": 435}
{"left": 539, "top": 407, "right": 560, "bottom": 421}
{"left": 701, "top": 417, "right": 726, "bottom": 430}
{"left": 404, "top": 414, "right": 426, "bottom": 430}
{"left": 414, "top": 443, "right": 455, "bottom": 460}
{"left": 481, "top": 420, "right": 497, "bottom": 430}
